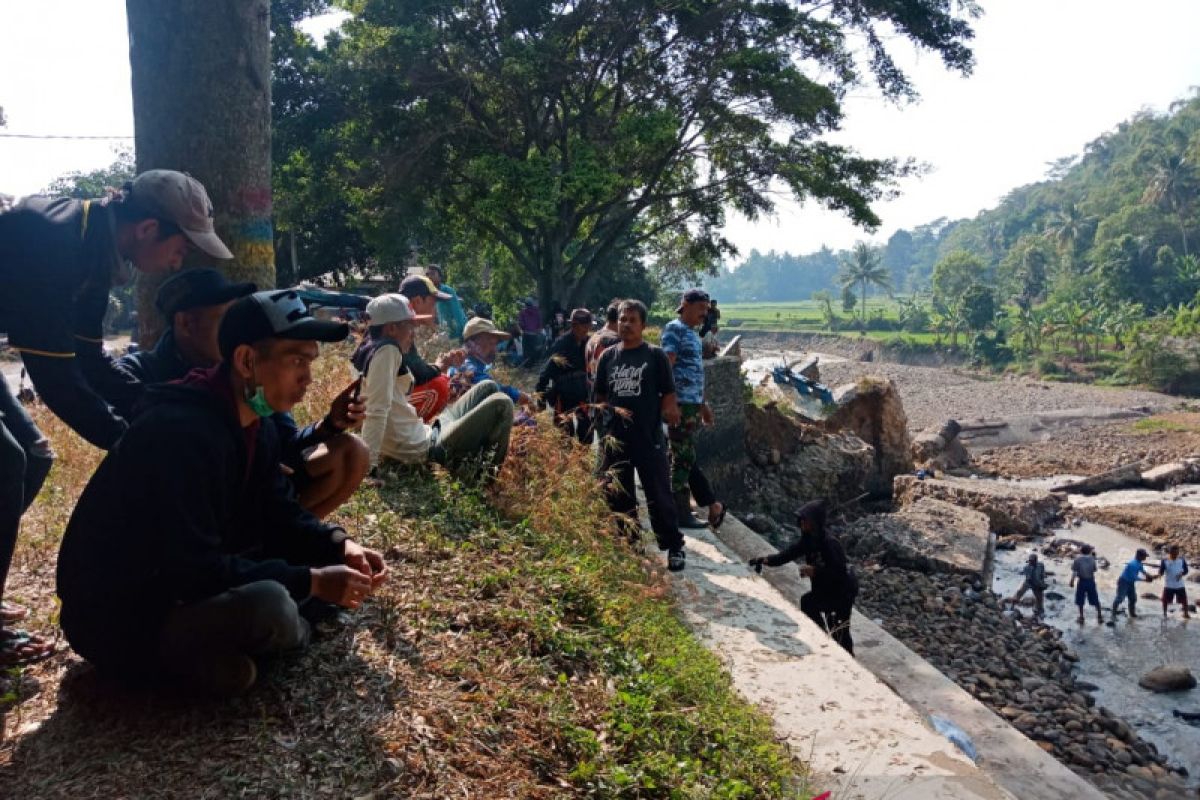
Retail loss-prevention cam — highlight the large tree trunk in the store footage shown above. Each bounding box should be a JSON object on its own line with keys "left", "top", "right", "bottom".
{"left": 126, "top": 0, "right": 274, "bottom": 347}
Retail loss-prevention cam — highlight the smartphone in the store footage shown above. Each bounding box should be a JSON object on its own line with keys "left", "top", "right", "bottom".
{"left": 350, "top": 376, "right": 363, "bottom": 402}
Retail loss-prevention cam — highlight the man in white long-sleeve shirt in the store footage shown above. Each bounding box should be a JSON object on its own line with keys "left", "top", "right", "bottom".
{"left": 359, "top": 294, "right": 515, "bottom": 475}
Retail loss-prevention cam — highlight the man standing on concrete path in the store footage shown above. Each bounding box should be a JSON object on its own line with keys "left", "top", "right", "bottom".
{"left": 115, "top": 268, "right": 370, "bottom": 520}
{"left": 661, "top": 288, "right": 725, "bottom": 530}
{"left": 585, "top": 299, "right": 621, "bottom": 385}
{"left": 0, "top": 169, "right": 232, "bottom": 666}
{"left": 593, "top": 299, "right": 686, "bottom": 572}
{"left": 1069, "top": 544, "right": 1103, "bottom": 624}
{"left": 535, "top": 308, "right": 593, "bottom": 443}
{"left": 424, "top": 265, "right": 468, "bottom": 341}
{"left": 748, "top": 499, "right": 858, "bottom": 654}
{"left": 1158, "top": 544, "right": 1191, "bottom": 619}
{"left": 1112, "top": 548, "right": 1156, "bottom": 620}
{"left": 1010, "top": 552, "right": 1047, "bottom": 619}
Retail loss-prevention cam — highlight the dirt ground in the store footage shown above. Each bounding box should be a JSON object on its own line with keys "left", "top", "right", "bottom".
{"left": 972, "top": 412, "right": 1200, "bottom": 478}
{"left": 1080, "top": 503, "right": 1200, "bottom": 556}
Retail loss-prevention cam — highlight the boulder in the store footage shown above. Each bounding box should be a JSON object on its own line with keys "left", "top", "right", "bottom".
{"left": 1140, "top": 459, "right": 1200, "bottom": 491}
{"left": 1138, "top": 666, "right": 1197, "bottom": 693}
{"left": 824, "top": 377, "right": 913, "bottom": 497}
{"left": 894, "top": 475, "right": 1066, "bottom": 537}
{"left": 911, "top": 419, "right": 971, "bottom": 471}
{"left": 840, "top": 497, "right": 994, "bottom": 576}
{"left": 1051, "top": 463, "right": 1143, "bottom": 495}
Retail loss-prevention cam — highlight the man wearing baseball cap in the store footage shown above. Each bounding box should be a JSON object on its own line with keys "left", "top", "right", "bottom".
{"left": 0, "top": 169, "right": 231, "bottom": 666}
{"left": 57, "top": 290, "right": 387, "bottom": 695}
{"left": 358, "top": 294, "right": 514, "bottom": 474}
{"left": 396, "top": 274, "right": 464, "bottom": 420}
{"left": 534, "top": 308, "right": 594, "bottom": 443}
{"left": 110, "top": 269, "right": 369, "bottom": 520}
{"left": 662, "top": 288, "right": 726, "bottom": 531}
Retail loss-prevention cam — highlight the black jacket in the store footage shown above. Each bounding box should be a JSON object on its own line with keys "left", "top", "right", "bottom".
{"left": 0, "top": 196, "right": 139, "bottom": 448}
{"left": 56, "top": 371, "right": 347, "bottom": 670}
{"left": 535, "top": 332, "right": 588, "bottom": 408}
{"left": 765, "top": 531, "right": 857, "bottom": 601}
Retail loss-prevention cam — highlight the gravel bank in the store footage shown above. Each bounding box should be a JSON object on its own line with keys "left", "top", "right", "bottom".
{"left": 853, "top": 564, "right": 1190, "bottom": 798}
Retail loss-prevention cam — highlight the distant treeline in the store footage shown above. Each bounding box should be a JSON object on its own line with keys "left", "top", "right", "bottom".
{"left": 706, "top": 90, "right": 1200, "bottom": 313}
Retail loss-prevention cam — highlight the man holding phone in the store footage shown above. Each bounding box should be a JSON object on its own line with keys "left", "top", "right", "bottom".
{"left": 113, "top": 269, "right": 369, "bottom": 518}
{"left": 58, "top": 291, "right": 387, "bottom": 695}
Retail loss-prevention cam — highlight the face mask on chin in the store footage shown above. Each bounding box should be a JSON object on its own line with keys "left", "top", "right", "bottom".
{"left": 243, "top": 383, "right": 276, "bottom": 418}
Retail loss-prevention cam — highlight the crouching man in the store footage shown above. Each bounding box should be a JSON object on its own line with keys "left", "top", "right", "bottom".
{"left": 359, "top": 294, "right": 514, "bottom": 475}
{"left": 56, "top": 291, "right": 387, "bottom": 695}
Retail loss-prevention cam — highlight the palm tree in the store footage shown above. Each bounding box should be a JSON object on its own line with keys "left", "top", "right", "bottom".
{"left": 1142, "top": 151, "right": 1195, "bottom": 256}
{"left": 839, "top": 242, "right": 892, "bottom": 326}
{"left": 1102, "top": 300, "right": 1145, "bottom": 351}
{"left": 1044, "top": 202, "right": 1093, "bottom": 274}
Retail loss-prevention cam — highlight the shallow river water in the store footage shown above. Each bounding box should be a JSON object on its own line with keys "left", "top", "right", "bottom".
{"left": 992, "top": 514, "right": 1200, "bottom": 781}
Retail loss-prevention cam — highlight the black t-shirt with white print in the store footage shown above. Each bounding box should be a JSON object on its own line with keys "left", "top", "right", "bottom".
{"left": 593, "top": 341, "right": 675, "bottom": 450}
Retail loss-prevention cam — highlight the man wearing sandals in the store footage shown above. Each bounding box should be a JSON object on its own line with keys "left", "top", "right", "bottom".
{"left": 661, "top": 289, "right": 726, "bottom": 531}
{"left": 57, "top": 291, "right": 387, "bottom": 695}
{"left": 0, "top": 170, "right": 229, "bottom": 666}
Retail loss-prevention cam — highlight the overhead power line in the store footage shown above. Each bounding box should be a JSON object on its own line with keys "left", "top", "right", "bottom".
{"left": 0, "top": 133, "right": 134, "bottom": 140}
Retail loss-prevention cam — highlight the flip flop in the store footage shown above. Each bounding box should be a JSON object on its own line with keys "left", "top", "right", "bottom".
{"left": 0, "top": 628, "right": 57, "bottom": 667}
{"left": 0, "top": 601, "right": 29, "bottom": 624}
{"left": 708, "top": 502, "right": 727, "bottom": 530}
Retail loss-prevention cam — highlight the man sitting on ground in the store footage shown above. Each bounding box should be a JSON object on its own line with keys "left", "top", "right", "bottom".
{"left": 453, "top": 317, "right": 533, "bottom": 406}
{"left": 359, "top": 294, "right": 514, "bottom": 474}
{"left": 535, "top": 308, "right": 593, "bottom": 443}
{"left": 396, "top": 274, "right": 466, "bottom": 420}
{"left": 57, "top": 290, "right": 388, "bottom": 695}
{"left": 115, "top": 268, "right": 369, "bottom": 519}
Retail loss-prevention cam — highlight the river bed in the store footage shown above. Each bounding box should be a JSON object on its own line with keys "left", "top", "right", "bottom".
{"left": 992, "top": 516, "right": 1200, "bottom": 782}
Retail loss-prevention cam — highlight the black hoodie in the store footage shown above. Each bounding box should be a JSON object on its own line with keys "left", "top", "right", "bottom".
{"left": 56, "top": 367, "right": 348, "bottom": 672}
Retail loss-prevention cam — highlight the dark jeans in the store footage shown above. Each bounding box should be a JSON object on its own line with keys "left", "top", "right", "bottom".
{"left": 1113, "top": 578, "right": 1138, "bottom": 615}
{"left": 0, "top": 376, "right": 53, "bottom": 600}
{"left": 801, "top": 591, "right": 855, "bottom": 655}
{"left": 599, "top": 440, "right": 683, "bottom": 552}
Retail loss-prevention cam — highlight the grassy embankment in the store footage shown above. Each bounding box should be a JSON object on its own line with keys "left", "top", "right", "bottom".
{"left": 0, "top": 343, "right": 808, "bottom": 799}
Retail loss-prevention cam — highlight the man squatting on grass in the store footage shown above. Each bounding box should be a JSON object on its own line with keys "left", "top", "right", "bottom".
{"left": 0, "top": 170, "right": 228, "bottom": 666}
{"left": 535, "top": 307, "right": 594, "bottom": 444}
{"left": 592, "top": 299, "right": 687, "bottom": 572}
{"left": 56, "top": 291, "right": 388, "bottom": 696}
{"left": 355, "top": 294, "right": 515, "bottom": 474}
{"left": 662, "top": 289, "right": 725, "bottom": 530}
{"left": 112, "top": 268, "right": 369, "bottom": 519}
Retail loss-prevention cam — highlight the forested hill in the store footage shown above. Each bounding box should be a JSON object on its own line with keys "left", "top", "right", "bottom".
{"left": 708, "top": 91, "right": 1200, "bottom": 308}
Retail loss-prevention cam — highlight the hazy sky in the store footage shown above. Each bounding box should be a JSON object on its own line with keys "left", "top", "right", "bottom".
{"left": 2, "top": 1, "right": 1199, "bottom": 261}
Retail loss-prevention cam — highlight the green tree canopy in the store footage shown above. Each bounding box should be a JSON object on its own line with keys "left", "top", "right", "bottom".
{"left": 932, "top": 249, "right": 988, "bottom": 306}
{"left": 285, "top": 0, "right": 978, "bottom": 309}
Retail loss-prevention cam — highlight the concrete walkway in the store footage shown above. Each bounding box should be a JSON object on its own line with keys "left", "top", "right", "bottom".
{"left": 659, "top": 522, "right": 1013, "bottom": 799}
{"left": 655, "top": 511, "right": 1111, "bottom": 799}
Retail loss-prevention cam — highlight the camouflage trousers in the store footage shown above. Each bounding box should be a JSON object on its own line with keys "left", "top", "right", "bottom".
{"left": 668, "top": 403, "right": 715, "bottom": 506}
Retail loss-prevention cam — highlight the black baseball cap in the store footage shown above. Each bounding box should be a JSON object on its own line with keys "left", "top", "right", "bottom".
{"left": 399, "top": 274, "right": 451, "bottom": 301}
{"left": 218, "top": 289, "right": 348, "bottom": 361}
{"left": 676, "top": 288, "right": 710, "bottom": 313}
{"left": 156, "top": 268, "right": 256, "bottom": 318}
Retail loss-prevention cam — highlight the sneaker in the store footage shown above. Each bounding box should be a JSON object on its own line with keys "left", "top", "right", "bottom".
{"left": 667, "top": 548, "right": 686, "bottom": 572}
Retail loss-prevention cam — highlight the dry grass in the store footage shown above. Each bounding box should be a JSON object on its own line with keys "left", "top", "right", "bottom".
{"left": 0, "top": 343, "right": 805, "bottom": 798}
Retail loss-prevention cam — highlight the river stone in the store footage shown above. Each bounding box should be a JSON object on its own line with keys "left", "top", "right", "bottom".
{"left": 893, "top": 474, "right": 1066, "bottom": 536}
{"left": 1051, "top": 462, "right": 1144, "bottom": 495}
{"left": 1138, "top": 665, "right": 1197, "bottom": 693}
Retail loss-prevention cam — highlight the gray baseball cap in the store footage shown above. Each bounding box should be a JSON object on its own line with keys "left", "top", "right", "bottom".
{"left": 218, "top": 289, "right": 348, "bottom": 361}
{"left": 131, "top": 170, "right": 234, "bottom": 260}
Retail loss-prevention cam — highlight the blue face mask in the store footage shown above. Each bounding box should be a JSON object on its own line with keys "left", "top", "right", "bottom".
{"left": 244, "top": 384, "right": 276, "bottom": 418}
